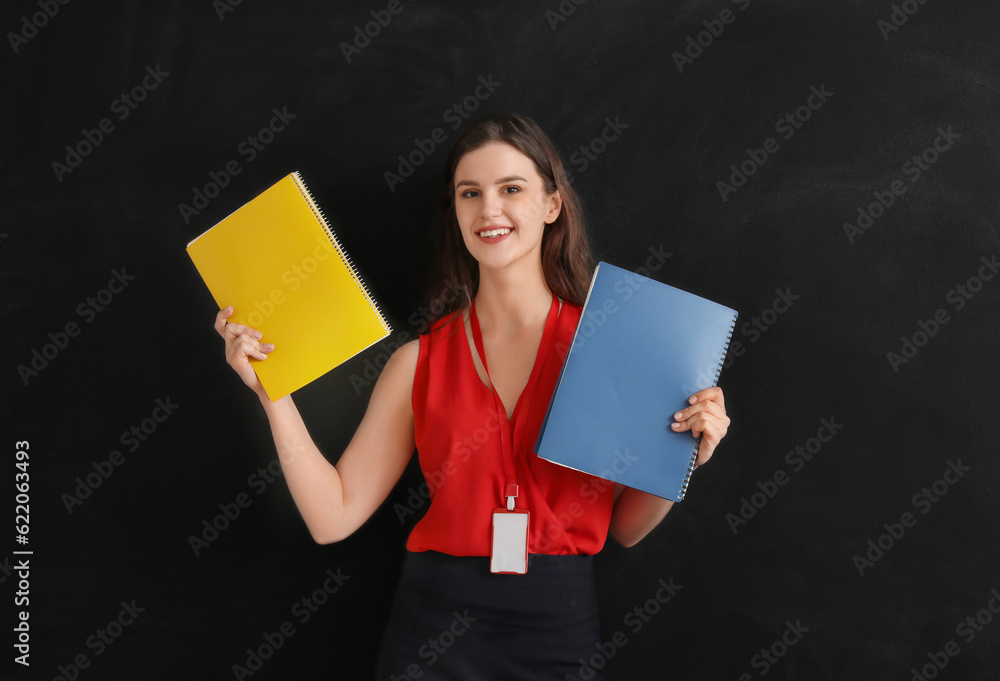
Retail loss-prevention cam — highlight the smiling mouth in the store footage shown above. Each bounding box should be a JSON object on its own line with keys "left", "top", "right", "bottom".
{"left": 477, "top": 227, "right": 513, "bottom": 238}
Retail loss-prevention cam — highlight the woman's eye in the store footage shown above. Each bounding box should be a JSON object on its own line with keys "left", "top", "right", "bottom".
{"left": 502, "top": 185, "right": 521, "bottom": 194}
{"left": 460, "top": 189, "right": 480, "bottom": 198}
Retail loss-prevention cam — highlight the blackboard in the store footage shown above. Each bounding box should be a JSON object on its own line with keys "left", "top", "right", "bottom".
{"left": 4, "top": 0, "right": 999, "bottom": 679}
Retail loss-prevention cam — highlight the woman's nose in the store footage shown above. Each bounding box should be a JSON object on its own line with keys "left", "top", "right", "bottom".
{"left": 480, "top": 193, "right": 502, "bottom": 218}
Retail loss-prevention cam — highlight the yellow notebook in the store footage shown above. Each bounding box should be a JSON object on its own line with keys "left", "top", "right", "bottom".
{"left": 186, "top": 171, "right": 392, "bottom": 401}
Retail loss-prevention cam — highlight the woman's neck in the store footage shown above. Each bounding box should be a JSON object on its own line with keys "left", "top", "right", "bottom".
{"left": 474, "top": 257, "right": 552, "bottom": 332}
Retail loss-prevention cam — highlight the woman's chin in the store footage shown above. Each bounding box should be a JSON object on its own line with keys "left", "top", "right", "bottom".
{"left": 469, "top": 241, "right": 546, "bottom": 274}
{"left": 472, "top": 251, "right": 520, "bottom": 273}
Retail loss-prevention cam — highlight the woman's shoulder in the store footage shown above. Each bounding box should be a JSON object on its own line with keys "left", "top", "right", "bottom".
{"left": 419, "top": 306, "right": 468, "bottom": 338}
{"left": 558, "top": 297, "right": 583, "bottom": 320}
{"left": 384, "top": 337, "right": 420, "bottom": 375}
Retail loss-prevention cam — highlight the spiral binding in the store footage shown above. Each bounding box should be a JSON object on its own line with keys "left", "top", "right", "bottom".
{"left": 289, "top": 171, "right": 392, "bottom": 335}
{"left": 715, "top": 312, "right": 738, "bottom": 384}
{"left": 676, "top": 310, "right": 739, "bottom": 501}
{"left": 678, "top": 442, "right": 700, "bottom": 500}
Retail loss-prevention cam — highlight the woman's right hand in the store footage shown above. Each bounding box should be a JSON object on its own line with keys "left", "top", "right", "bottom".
{"left": 214, "top": 306, "right": 274, "bottom": 399}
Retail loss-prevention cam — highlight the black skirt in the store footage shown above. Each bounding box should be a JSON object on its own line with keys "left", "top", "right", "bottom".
{"left": 375, "top": 550, "right": 604, "bottom": 681}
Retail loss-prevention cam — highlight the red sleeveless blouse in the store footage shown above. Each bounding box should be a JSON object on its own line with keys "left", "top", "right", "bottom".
{"left": 407, "top": 296, "right": 615, "bottom": 556}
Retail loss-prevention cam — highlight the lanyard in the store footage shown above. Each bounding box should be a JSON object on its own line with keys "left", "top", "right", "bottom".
{"left": 469, "top": 294, "right": 560, "bottom": 511}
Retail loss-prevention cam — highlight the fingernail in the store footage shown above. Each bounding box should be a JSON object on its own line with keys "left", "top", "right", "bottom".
{"left": 671, "top": 423, "right": 681, "bottom": 429}
{"left": 674, "top": 412, "right": 683, "bottom": 420}
{"left": 254, "top": 331, "right": 262, "bottom": 339}
{"left": 264, "top": 343, "right": 275, "bottom": 350}
{"left": 689, "top": 396, "right": 698, "bottom": 404}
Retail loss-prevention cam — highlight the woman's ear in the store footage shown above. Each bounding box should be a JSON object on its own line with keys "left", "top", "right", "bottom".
{"left": 545, "top": 190, "right": 563, "bottom": 224}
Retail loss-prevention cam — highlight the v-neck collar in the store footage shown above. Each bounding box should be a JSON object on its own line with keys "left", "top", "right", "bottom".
{"left": 468, "top": 294, "right": 560, "bottom": 424}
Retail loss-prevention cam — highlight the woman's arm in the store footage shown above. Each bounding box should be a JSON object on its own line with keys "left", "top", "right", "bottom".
{"left": 608, "top": 485, "right": 674, "bottom": 548}
{"left": 608, "top": 386, "right": 730, "bottom": 547}
{"left": 259, "top": 341, "right": 418, "bottom": 543}
{"left": 216, "top": 307, "right": 418, "bottom": 544}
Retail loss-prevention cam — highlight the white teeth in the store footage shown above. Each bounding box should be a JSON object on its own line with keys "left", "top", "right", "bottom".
{"left": 479, "top": 228, "right": 512, "bottom": 238}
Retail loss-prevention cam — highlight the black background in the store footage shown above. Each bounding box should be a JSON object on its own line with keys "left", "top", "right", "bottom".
{"left": 4, "top": 0, "right": 999, "bottom": 679}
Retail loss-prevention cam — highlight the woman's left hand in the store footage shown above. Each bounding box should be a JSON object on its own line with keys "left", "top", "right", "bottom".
{"left": 670, "top": 386, "right": 730, "bottom": 465}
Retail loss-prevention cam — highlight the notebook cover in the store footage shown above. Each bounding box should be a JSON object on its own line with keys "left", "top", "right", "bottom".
{"left": 186, "top": 172, "right": 391, "bottom": 400}
{"left": 535, "top": 261, "right": 737, "bottom": 501}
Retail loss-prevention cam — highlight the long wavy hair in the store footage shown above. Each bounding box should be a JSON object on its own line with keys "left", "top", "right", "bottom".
{"left": 423, "top": 113, "right": 594, "bottom": 326}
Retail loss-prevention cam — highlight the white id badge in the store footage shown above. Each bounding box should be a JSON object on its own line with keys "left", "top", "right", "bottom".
{"left": 490, "top": 509, "right": 530, "bottom": 574}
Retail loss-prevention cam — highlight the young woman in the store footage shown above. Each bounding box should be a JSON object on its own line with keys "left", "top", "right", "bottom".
{"left": 214, "top": 113, "right": 730, "bottom": 680}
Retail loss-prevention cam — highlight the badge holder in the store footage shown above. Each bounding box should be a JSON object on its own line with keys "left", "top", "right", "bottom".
{"left": 471, "top": 297, "right": 559, "bottom": 576}
{"left": 491, "top": 484, "right": 529, "bottom": 575}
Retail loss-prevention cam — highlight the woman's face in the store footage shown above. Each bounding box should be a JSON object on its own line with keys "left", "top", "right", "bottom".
{"left": 452, "top": 141, "right": 561, "bottom": 273}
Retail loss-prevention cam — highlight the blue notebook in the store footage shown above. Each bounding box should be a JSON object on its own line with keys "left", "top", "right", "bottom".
{"left": 535, "top": 262, "right": 738, "bottom": 501}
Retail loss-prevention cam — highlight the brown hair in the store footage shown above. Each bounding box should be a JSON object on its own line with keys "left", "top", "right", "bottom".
{"left": 423, "top": 112, "right": 594, "bottom": 326}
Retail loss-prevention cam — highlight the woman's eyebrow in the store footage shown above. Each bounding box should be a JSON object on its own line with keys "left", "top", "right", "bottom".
{"left": 496, "top": 174, "right": 527, "bottom": 184}
{"left": 456, "top": 174, "right": 527, "bottom": 189}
